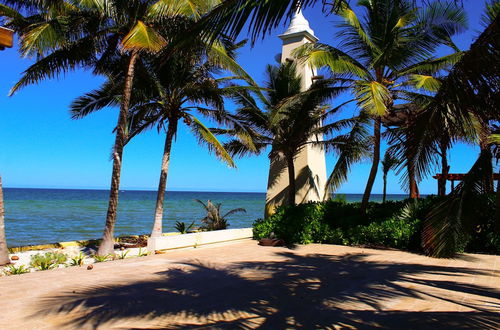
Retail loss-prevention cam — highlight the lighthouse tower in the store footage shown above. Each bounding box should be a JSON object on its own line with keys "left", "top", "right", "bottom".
{"left": 265, "top": 10, "right": 328, "bottom": 217}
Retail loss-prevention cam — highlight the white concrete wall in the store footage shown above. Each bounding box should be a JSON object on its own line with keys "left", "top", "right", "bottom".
{"left": 147, "top": 228, "right": 253, "bottom": 252}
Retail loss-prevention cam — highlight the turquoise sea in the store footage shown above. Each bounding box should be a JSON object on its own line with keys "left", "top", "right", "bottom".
{"left": 2, "top": 188, "right": 409, "bottom": 247}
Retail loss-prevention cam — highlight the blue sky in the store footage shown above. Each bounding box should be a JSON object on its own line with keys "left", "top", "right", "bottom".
{"left": 0, "top": 1, "right": 488, "bottom": 193}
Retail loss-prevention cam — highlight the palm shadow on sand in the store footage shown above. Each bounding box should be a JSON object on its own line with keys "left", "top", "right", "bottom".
{"left": 32, "top": 251, "right": 500, "bottom": 329}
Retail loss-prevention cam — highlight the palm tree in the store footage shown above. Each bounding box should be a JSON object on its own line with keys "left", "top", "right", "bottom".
{"left": 416, "top": 2, "right": 500, "bottom": 257}
{"left": 381, "top": 150, "right": 399, "bottom": 203}
{"left": 295, "top": 0, "right": 466, "bottom": 214}
{"left": 71, "top": 39, "right": 249, "bottom": 238}
{"left": 195, "top": 199, "right": 246, "bottom": 231}
{"left": 1, "top": 0, "right": 222, "bottom": 255}
{"left": 0, "top": 175, "right": 9, "bottom": 266}
{"left": 221, "top": 62, "right": 344, "bottom": 206}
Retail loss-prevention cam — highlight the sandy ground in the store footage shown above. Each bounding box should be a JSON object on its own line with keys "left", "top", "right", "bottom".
{"left": 0, "top": 239, "right": 498, "bottom": 329}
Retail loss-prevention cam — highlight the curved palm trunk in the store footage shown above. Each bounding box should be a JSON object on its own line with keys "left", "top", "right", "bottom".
{"left": 286, "top": 154, "right": 296, "bottom": 206}
{"left": 408, "top": 162, "right": 419, "bottom": 199}
{"left": 361, "top": 117, "right": 381, "bottom": 215}
{"left": 382, "top": 173, "right": 387, "bottom": 203}
{"left": 0, "top": 176, "right": 9, "bottom": 266}
{"left": 97, "top": 51, "right": 139, "bottom": 256}
{"left": 151, "top": 118, "right": 178, "bottom": 237}
{"left": 438, "top": 137, "right": 449, "bottom": 196}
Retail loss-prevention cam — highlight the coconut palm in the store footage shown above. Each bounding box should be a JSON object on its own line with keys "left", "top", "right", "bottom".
{"left": 0, "top": 0, "right": 224, "bottom": 255}
{"left": 220, "top": 62, "right": 346, "bottom": 206}
{"left": 195, "top": 199, "right": 246, "bottom": 231}
{"left": 415, "top": 2, "right": 500, "bottom": 257}
{"left": 295, "top": 0, "right": 467, "bottom": 214}
{"left": 71, "top": 41, "right": 245, "bottom": 238}
{"left": 0, "top": 175, "right": 9, "bottom": 266}
{"left": 381, "top": 150, "right": 399, "bottom": 203}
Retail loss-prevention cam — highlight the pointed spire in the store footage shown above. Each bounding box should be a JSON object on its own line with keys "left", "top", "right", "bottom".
{"left": 283, "top": 9, "right": 315, "bottom": 36}
{"left": 279, "top": 8, "right": 318, "bottom": 42}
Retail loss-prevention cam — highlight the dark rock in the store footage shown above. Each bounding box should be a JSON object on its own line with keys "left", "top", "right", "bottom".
{"left": 87, "top": 265, "right": 93, "bottom": 270}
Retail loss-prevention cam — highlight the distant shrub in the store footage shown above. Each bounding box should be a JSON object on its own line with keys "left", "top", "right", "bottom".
{"left": 30, "top": 252, "right": 67, "bottom": 270}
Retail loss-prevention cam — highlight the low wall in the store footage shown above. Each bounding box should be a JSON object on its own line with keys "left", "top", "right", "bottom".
{"left": 147, "top": 228, "right": 253, "bottom": 252}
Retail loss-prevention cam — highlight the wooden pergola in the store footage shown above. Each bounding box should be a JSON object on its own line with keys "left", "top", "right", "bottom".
{"left": 433, "top": 173, "right": 500, "bottom": 191}
{"left": 0, "top": 26, "right": 14, "bottom": 50}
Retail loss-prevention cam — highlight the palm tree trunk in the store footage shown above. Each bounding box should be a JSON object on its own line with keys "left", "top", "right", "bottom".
{"left": 496, "top": 175, "right": 500, "bottom": 232}
{"left": 0, "top": 176, "right": 10, "bottom": 266}
{"left": 438, "top": 137, "right": 448, "bottom": 196}
{"left": 408, "top": 162, "right": 418, "bottom": 199}
{"left": 286, "top": 154, "right": 296, "bottom": 206}
{"left": 361, "top": 117, "right": 381, "bottom": 215}
{"left": 382, "top": 173, "right": 387, "bottom": 203}
{"left": 97, "top": 51, "right": 139, "bottom": 256}
{"left": 151, "top": 118, "right": 177, "bottom": 237}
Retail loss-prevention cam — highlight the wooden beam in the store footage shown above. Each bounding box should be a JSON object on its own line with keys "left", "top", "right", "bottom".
{"left": 0, "top": 27, "right": 14, "bottom": 50}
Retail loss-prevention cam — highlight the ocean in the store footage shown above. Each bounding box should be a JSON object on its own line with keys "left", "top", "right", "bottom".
{"left": 2, "top": 188, "right": 409, "bottom": 247}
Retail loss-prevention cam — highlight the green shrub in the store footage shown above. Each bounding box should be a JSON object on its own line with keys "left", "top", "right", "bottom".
{"left": 3, "top": 264, "right": 30, "bottom": 275}
{"left": 30, "top": 252, "right": 68, "bottom": 270}
{"left": 70, "top": 253, "right": 86, "bottom": 266}
{"left": 92, "top": 254, "right": 110, "bottom": 263}
{"left": 254, "top": 196, "right": 440, "bottom": 252}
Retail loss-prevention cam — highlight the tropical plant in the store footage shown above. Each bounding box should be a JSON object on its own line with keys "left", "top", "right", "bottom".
{"left": 92, "top": 254, "right": 110, "bottom": 263}
{"left": 116, "top": 250, "right": 129, "bottom": 260}
{"left": 137, "top": 248, "right": 148, "bottom": 257}
{"left": 381, "top": 150, "right": 400, "bottom": 203}
{"left": 0, "top": 0, "right": 224, "bottom": 256}
{"left": 30, "top": 252, "right": 67, "bottom": 270}
{"left": 195, "top": 199, "right": 246, "bottom": 231}
{"left": 175, "top": 221, "right": 196, "bottom": 234}
{"left": 403, "top": 2, "right": 500, "bottom": 257}
{"left": 3, "top": 264, "right": 30, "bottom": 275}
{"left": 70, "top": 253, "right": 86, "bottom": 266}
{"left": 295, "top": 0, "right": 467, "bottom": 214}
{"left": 71, "top": 36, "right": 249, "bottom": 237}
{"left": 220, "top": 61, "right": 345, "bottom": 205}
{"left": 0, "top": 175, "right": 9, "bottom": 266}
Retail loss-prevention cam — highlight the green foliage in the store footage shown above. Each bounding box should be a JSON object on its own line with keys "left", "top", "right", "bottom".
{"left": 137, "top": 248, "right": 148, "bottom": 257}
{"left": 116, "top": 250, "right": 129, "bottom": 260}
{"left": 196, "top": 199, "right": 246, "bottom": 231}
{"left": 3, "top": 264, "right": 30, "bottom": 275}
{"left": 253, "top": 196, "right": 499, "bottom": 255}
{"left": 30, "top": 252, "right": 67, "bottom": 270}
{"left": 70, "top": 253, "right": 86, "bottom": 267}
{"left": 175, "top": 221, "right": 196, "bottom": 234}
{"left": 92, "top": 254, "right": 110, "bottom": 263}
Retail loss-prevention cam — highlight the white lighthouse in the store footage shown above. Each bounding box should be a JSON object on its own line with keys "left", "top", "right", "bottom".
{"left": 265, "top": 10, "right": 328, "bottom": 217}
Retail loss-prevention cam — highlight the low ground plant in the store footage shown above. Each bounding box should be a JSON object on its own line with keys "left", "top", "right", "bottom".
{"left": 70, "top": 253, "right": 86, "bottom": 266}
{"left": 92, "top": 254, "right": 110, "bottom": 263}
{"left": 30, "top": 252, "right": 68, "bottom": 270}
{"left": 3, "top": 264, "right": 30, "bottom": 275}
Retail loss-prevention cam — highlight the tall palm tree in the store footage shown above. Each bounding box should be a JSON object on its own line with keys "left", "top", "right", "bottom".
{"left": 295, "top": 0, "right": 466, "bottom": 214}
{"left": 1, "top": 0, "right": 223, "bottom": 255}
{"left": 220, "top": 62, "right": 345, "bottom": 206}
{"left": 71, "top": 40, "right": 246, "bottom": 238}
{"left": 381, "top": 150, "right": 399, "bottom": 203}
{"left": 0, "top": 175, "right": 9, "bottom": 266}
